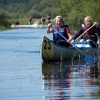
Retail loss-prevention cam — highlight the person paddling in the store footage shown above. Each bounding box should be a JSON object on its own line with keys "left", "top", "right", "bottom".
{"left": 71, "top": 16, "right": 100, "bottom": 47}
{"left": 47, "top": 15, "right": 72, "bottom": 47}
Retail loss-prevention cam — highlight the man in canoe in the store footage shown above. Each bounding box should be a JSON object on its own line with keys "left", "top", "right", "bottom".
{"left": 41, "top": 16, "right": 46, "bottom": 25}
{"left": 15, "top": 20, "right": 19, "bottom": 25}
{"left": 46, "top": 15, "right": 72, "bottom": 47}
{"left": 70, "top": 16, "right": 100, "bottom": 47}
{"left": 46, "top": 14, "right": 51, "bottom": 24}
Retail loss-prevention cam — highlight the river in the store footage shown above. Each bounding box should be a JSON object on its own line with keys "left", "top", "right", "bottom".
{"left": 0, "top": 28, "right": 100, "bottom": 100}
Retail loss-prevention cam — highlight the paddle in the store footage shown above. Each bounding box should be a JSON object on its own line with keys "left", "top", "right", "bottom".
{"left": 57, "top": 31, "right": 94, "bottom": 60}
{"left": 75, "top": 22, "right": 96, "bottom": 41}
{"left": 95, "top": 33, "right": 99, "bottom": 44}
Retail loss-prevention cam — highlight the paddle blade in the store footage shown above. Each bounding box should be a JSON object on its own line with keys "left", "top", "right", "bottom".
{"left": 85, "top": 55, "right": 94, "bottom": 60}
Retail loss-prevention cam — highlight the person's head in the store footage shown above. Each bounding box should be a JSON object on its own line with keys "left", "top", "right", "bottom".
{"left": 84, "top": 16, "right": 92, "bottom": 28}
{"left": 55, "top": 16, "right": 64, "bottom": 28}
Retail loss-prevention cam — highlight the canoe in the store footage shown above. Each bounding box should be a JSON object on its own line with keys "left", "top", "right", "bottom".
{"left": 40, "top": 36, "right": 100, "bottom": 61}
{"left": 11, "top": 24, "right": 47, "bottom": 29}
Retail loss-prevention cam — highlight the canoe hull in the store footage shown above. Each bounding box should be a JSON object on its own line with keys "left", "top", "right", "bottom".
{"left": 40, "top": 36, "right": 98, "bottom": 61}
{"left": 11, "top": 24, "right": 47, "bottom": 28}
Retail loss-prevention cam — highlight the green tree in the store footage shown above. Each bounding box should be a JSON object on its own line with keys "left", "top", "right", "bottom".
{"left": 0, "top": 0, "right": 59, "bottom": 19}
{"left": 0, "top": 11, "right": 9, "bottom": 29}
{"left": 58, "top": 0, "right": 100, "bottom": 29}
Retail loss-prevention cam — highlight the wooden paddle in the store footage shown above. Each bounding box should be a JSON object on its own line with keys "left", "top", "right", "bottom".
{"left": 75, "top": 22, "right": 96, "bottom": 41}
{"left": 57, "top": 31, "right": 94, "bottom": 60}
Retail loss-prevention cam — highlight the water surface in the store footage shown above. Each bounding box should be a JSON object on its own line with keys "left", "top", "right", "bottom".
{"left": 0, "top": 28, "right": 100, "bottom": 100}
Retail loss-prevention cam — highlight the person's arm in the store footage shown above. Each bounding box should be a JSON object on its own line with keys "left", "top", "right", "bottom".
{"left": 73, "top": 28, "right": 83, "bottom": 41}
{"left": 93, "top": 22, "right": 100, "bottom": 36}
{"left": 64, "top": 26, "right": 73, "bottom": 43}
{"left": 67, "top": 33, "right": 72, "bottom": 43}
{"left": 46, "top": 23, "right": 54, "bottom": 33}
{"left": 67, "top": 28, "right": 83, "bottom": 42}
{"left": 95, "top": 23, "right": 100, "bottom": 36}
{"left": 96, "top": 27, "right": 100, "bottom": 36}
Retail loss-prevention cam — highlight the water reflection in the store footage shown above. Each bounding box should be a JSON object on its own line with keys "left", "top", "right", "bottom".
{"left": 41, "top": 60, "right": 100, "bottom": 100}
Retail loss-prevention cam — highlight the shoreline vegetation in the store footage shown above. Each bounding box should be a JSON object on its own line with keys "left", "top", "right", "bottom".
{"left": 0, "top": 0, "right": 100, "bottom": 31}
{"left": 8, "top": 18, "right": 41, "bottom": 25}
{"left": 8, "top": 18, "right": 55, "bottom": 25}
{"left": 0, "top": 18, "right": 55, "bottom": 30}
{"left": 0, "top": 18, "right": 77, "bottom": 35}
{"left": 0, "top": 13, "right": 9, "bottom": 30}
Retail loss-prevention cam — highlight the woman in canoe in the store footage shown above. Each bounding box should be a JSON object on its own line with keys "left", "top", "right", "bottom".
{"left": 47, "top": 15, "right": 72, "bottom": 47}
{"left": 71, "top": 16, "right": 100, "bottom": 47}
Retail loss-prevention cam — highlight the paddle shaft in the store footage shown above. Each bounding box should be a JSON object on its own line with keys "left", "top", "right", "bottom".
{"left": 75, "top": 24, "right": 95, "bottom": 41}
{"left": 58, "top": 32, "right": 86, "bottom": 55}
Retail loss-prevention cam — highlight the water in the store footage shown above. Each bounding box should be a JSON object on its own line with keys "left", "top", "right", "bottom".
{"left": 0, "top": 28, "right": 100, "bottom": 100}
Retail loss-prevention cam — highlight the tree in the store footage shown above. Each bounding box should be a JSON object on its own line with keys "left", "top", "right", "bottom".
{"left": 58, "top": 0, "right": 100, "bottom": 29}
{"left": 0, "top": 12, "right": 9, "bottom": 27}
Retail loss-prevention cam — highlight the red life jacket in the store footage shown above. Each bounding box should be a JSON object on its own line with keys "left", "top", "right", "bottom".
{"left": 82, "top": 25, "right": 95, "bottom": 35}
{"left": 82, "top": 24, "right": 97, "bottom": 43}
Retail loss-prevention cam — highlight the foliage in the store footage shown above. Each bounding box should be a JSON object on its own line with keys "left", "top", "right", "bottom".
{"left": 0, "top": 13, "right": 8, "bottom": 26}
{"left": 0, "top": 0, "right": 100, "bottom": 30}
{"left": 0, "top": 0, "right": 59, "bottom": 19}
{"left": 0, "top": 11, "right": 9, "bottom": 29}
{"left": 58, "top": 0, "right": 100, "bottom": 29}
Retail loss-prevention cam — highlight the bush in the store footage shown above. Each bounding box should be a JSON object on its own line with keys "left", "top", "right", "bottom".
{"left": 0, "top": 13, "right": 9, "bottom": 27}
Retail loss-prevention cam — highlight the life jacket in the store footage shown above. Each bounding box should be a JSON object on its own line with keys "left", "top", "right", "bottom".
{"left": 42, "top": 17, "right": 46, "bottom": 22}
{"left": 82, "top": 24, "right": 98, "bottom": 43}
{"left": 53, "top": 25, "right": 68, "bottom": 43}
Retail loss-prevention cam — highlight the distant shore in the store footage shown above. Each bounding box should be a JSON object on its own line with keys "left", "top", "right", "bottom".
{"left": 0, "top": 18, "right": 54, "bottom": 30}
{"left": 8, "top": 18, "right": 41, "bottom": 25}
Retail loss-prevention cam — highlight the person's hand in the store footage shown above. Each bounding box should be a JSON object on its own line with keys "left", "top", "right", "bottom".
{"left": 47, "top": 23, "right": 53, "bottom": 33}
{"left": 67, "top": 39, "right": 74, "bottom": 43}
{"left": 67, "top": 39, "right": 72, "bottom": 43}
{"left": 48, "top": 23, "right": 52, "bottom": 28}
{"left": 94, "top": 22, "right": 99, "bottom": 27}
{"left": 71, "top": 39, "right": 75, "bottom": 43}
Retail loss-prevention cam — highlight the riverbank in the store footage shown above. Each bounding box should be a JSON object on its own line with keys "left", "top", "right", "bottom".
{"left": 0, "top": 25, "right": 9, "bottom": 30}
{"left": 0, "top": 18, "right": 55, "bottom": 30}
{"left": 8, "top": 19, "right": 40, "bottom": 25}
{"left": 0, "top": 19, "right": 40, "bottom": 30}
{"left": 8, "top": 18, "right": 55, "bottom": 25}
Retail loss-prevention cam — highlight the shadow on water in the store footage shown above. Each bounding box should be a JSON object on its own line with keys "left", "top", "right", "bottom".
{"left": 41, "top": 60, "right": 100, "bottom": 100}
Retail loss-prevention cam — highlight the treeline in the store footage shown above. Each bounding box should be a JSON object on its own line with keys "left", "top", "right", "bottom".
{"left": 58, "top": 0, "right": 100, "bottom": 27}
{"left": 0, "top": 0, "right": 59, "bottom": 19}
{"left": 0, "top": 0, "right": 100, "bottom": 30}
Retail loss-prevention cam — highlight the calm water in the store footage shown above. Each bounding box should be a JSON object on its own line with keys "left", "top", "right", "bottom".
{"left": 0, "top": 28, "right": 100, "bottom": 100}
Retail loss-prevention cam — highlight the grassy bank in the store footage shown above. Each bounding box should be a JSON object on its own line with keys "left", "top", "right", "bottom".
{"left": 8, "top": 18, "right": 55, "bottom": 25}
{"left": 8, "top": 19, "right": 42, "bottom": 25}
{"left": 0, "top": 18, "right": 55, "bottom": 30}
{"left": 0, "top": 25, "right": 9, "bottom": 30}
